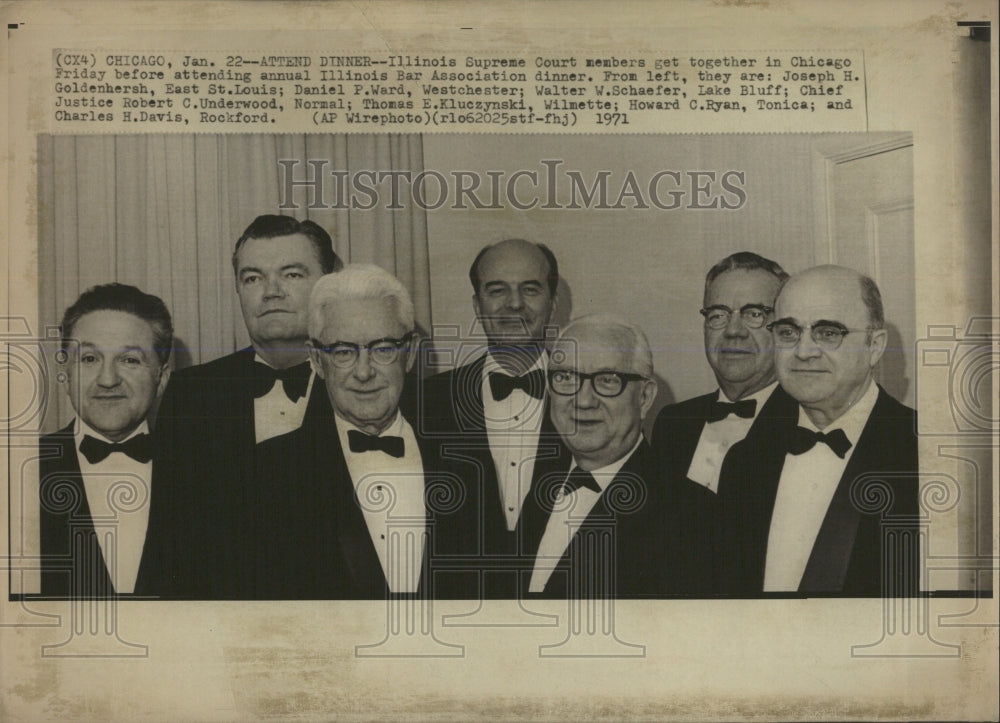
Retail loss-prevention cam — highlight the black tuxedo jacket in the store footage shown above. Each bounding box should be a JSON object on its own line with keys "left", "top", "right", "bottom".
{"left": 250, "top": 403, "right": 481, "bottom": 599}
{"left": 714, "top": 385, "right": 919, "bottom": 597}
{"left": 520, "top": 441, "right": 714, "bottom": 599}
{"left": 137, "top": 347, "right": 327, "bottom": 597}
{"left": 650, "top": 384, "right": 798, "bottom": 496}
{"left": 37, "top": 422, "right": 120, "bottom": 597}
{"left": 650, "top": 385, "right": 798, "bottom": 594}
{"left": 418, "top": 354, "right": 572, "bottom": 598}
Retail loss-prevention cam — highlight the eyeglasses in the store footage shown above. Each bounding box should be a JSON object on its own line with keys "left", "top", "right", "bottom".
{"left": 766, "top": 321, "right": 870, "bottom": 350}
{"left": 547, "top": 369, "right": 645, "bottom": 398}
{"left": 311, "top": 332, "right": 415, "bottom": 368}
{"left": 700, "top": 304, "right": 773, "bottom": 330}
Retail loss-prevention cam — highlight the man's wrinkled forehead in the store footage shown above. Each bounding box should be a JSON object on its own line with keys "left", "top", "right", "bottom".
{"left": 776, "top": 274, "right": 864, "bottom": 326}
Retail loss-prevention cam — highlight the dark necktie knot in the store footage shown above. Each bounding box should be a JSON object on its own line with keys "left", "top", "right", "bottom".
{"left": 561, "top": 469, "right": 602, "bottom": 496}
{"left": 706, "top": 398, "right": 757, "bottom": 423}
{"left": 347, "top": 429, "right": 405, "bottom": 458}
{"left": 80, "top": 433, "right": 152, "bottom": 464}
{"left": 253, "top": 360, "right": 311, "bottom": 401}
{"left": 788, "top": 426, "right": 852, "bottom": 459}
{"left": 489, "top": 369, "right": 546, "bottom": 401}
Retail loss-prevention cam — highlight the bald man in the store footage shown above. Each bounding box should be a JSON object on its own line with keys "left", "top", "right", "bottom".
{"left": 419, "top": 239, "right": 570, "bottom": 599}
{"left": 716, "top": 265, "right": 919, "bottom": 596}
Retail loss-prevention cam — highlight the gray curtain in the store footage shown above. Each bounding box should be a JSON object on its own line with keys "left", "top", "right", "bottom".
{"left": 37, "top": 133, "right": 430, "bottom": 433}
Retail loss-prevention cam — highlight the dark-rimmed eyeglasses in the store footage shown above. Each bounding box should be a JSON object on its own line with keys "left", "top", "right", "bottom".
{"left": 547, "top": 369, "right": 645, "bottom": 398}
{"left": 700, "top": 304, "right": 773, "bottom": 330}
{"left": 766, "top": 321, "right": 870, "bottom": 350}
{"left": 311, "top": 332, "right": 415, "bottom": 368}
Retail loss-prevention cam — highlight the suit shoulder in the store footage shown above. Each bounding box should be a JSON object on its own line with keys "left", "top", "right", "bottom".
{"left": 652, "top": 392, "right": 713, "bottom": 435}
{"left": 171, "top": 348, "right": 253, "bottom": 382}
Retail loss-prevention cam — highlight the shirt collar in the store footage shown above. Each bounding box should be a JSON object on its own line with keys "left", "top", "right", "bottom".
{"left": 717, "top": 380, "right": 778, "bottom": 406}
{"left": 569, "top": 435, "right": 644, "bottom": 492}
{"left": 74, "top": 418, "right": 151, "bottom": 447}
{"left": 797, "top": 379, "right": 879, "bottom": 445}
{"left": 334, "top": 409, "right": 404, "bottom": 438}
{"left": 483, "top": 349, "right": 547, "bottom": 378}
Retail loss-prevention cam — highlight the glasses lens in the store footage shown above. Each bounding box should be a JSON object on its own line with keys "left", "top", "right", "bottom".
{"left": 329, "top": 344, "right": 359, "bottom": 367}
{"left": 705, "top": 310, "right": 730, "bottom": 329}
{"left": 770, "top": 323, "right": 801, "bottom": 346}
{"left": 740, "top": 308, "right": 767, "bottom": 328}
{"left": 549, "top": 369, "right": 579, "bottom": 395}
{"left": 812, "top": 325, "right": 847, "bottom": 349}
{"left": 369, "top": 341, "right": 401, "bottom": 365}
{"left": 593, "top": 372, "right": 625, "bottom": 397}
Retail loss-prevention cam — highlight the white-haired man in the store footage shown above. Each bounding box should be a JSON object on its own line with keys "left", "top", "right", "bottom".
{"left": 252, "top": 264, "right": 476, "bottom": 599}
{"left": 524, "top": 314, "right": 710, "bottom": 598}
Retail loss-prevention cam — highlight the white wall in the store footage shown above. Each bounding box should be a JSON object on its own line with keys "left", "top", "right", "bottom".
{"left": 423, "top": 132, "right": 913, "bottom": 423}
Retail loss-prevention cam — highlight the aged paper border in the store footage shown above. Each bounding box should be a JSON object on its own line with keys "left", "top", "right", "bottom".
{"left": 2, "top": 1, "right": 998, "bottom": 720}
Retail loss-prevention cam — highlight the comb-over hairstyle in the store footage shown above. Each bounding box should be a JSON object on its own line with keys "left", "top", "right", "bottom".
{"left": 60, "top": 283, "right": 173, "bottom": 366}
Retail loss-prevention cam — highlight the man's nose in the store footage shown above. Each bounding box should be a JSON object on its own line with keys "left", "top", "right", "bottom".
{"left": 263, "top": 275, "right": 286, "bottom": 299}
{"left": 352, "top": 349, "right": 375, "bottom": 381}
{"left": 97, "top": 359, "right": 121, "bottom": 387}
{"left": 505, "top": 289, "right": 524, "bottom": 310}
{"left": 575, "top": 376, "right": 600, "bottom": 407}
{"left": 793, "top": 332, "right": 823, "bottom": 360}
{"left": 723, "top": 311, "right": 748, "bottom": 337}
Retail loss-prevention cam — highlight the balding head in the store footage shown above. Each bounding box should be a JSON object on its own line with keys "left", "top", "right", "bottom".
{"left": 772, "top": 265, "right": 888, "bottom": 427}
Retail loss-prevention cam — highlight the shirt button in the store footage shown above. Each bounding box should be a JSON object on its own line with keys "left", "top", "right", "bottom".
{"left": 510, "top": 462, "right": 516, "bottom": 467}
{"left": 508, "top": 507, "right": 514, "bottom": 512}
{"left": 380, "top": 534, "right": 385, "bottom": 539}
{"left": 514, "top": 415, "right": 520, "bottom": 421}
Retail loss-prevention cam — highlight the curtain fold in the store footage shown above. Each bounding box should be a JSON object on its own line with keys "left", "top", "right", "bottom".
{"left": 38, "top": 133, "right": 429, "bottom": 433}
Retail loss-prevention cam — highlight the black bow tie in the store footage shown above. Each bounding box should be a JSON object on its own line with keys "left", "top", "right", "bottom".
{"left": 489, "top": 369, "right": 546, "bottom": 402}
{"left": 347, "top": 429, "right": 405, "bottom": 458}
{"left": 561, "top": 469, "right": 602, "bottom": 495}
{"left": 706, "top": 398, "right": 757, "bottom": 423}
{"left": 79, "top": 433, "right": 153, "bottom": 464}
{"left": 252, "top": 361, "right": 311, "bottom": 402}
{"left": 788, "top": 426, "right": 852, "bottom": 459}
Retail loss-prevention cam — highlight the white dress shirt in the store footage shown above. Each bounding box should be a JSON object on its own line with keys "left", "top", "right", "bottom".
{"left": 529, "top": 437, "right": 643, "bottom": 594}
{"left": 687, "top": 382, "right": 777, "bottom": 493}
{"left": 481, "top": 352, "right": 548, "bottom": 530}
{"left": 253, "top": 353, "right": 315, "bottom": 443}
{"left": 74, "top": 419, "right": 152, "bottom": 594}
{"left": 335, "top": 411, "right": 426, "bottom": 594}
{"left": 763, "top": 380, "right": 879, "bottom": 591}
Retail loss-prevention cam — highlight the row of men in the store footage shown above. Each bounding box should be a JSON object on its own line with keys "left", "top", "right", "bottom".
{"left": 36, "top": 214, "right": 919, "bottom": 599}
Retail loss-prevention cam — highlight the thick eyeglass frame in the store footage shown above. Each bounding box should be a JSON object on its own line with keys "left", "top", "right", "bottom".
{"left": 765, "top": 320, "right": 871, "bottom": 350}
{"left": 547, "top": 369, "right": 646, "bottom": 398}
{"left": 700, "top": 304, "right": 774, "bottom": 330}
{"left": 310, "top": 332, "right": 416, "bottom": 368}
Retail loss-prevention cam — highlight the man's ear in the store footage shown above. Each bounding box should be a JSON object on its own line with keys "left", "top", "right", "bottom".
{"left": 472, "top": 291, "right": 482, "bottom": 321}
{"left": 638, "top": 377, "right": 658, "bottom": 421}
{"left": 403, "top": 336, "right": 418, "bottom": 374}
{"left": 156, "top": 363, "right": 171, "bottom": 398}
{"left": 867, "top": 328, "right": 888, "bottom": 368}
{"left": 307, "top": 343, "right": 325, "bottom": 379}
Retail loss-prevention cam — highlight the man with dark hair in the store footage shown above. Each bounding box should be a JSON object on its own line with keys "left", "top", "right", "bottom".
{"left": 138, "top": 214, "right": 341, "bottom": 596}
{"left": 39, "top": 283, "right": 172, "bottom": 596}
{"left": 715, "top": 265, "right": 919, "bottom": 595}
{"left": 652, "top": 252, "right": 796, "bottom": 494}
{"left": 420, "top": 238, "right": 570, "bottom": 599}
{"left": 649, "top": 251, "right": 796, "bottom": 593}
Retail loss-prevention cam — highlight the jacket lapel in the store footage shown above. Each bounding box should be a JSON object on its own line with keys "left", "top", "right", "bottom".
{"left": 799, "top": 388, "right": 888, "bottom": 592}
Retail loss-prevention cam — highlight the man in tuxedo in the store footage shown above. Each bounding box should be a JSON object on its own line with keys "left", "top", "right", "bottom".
{"left": 38, "top": 283, "right": 172, "bottom": 596}
{"left": 716, "top": 265, "right": 919, "bottom": 596}
{"left": 138, "top": 214, "right": 341, "bottom": 596}
{"left": 651, "top": 252, "right": 795, "bottom": 498}
{"left": 419, "top": 239, "right": 569, "bottom": 598}
{"left": 252, "top": 264, "right": 476, "bottom": 598}
{"left": 525, "top": 314, "right": 705, "bottom": 598}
